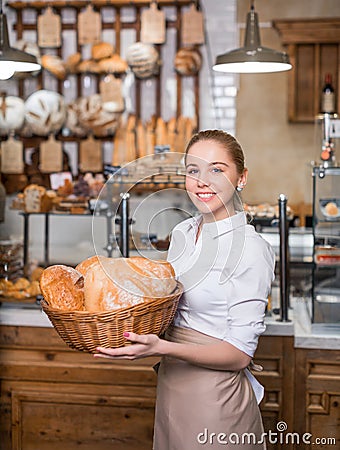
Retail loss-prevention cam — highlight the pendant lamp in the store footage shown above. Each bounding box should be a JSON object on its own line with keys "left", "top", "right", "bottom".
{"left": 213, "top": 1, "right": 292, "bottom": 74}
{"left": 0, "top": 0, "right": 41, "bottom": 80}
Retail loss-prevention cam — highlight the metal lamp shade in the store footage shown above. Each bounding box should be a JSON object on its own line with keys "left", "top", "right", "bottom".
{"left": 213, "top": 8, "right": 292, "bottom": 74}
{"left": 0, "top": 11, "right": 41, "bottom": 79}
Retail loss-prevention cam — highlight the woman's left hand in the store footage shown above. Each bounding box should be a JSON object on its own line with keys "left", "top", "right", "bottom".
{"left": 93, "top": 331, "right": 162, "bottom": 360}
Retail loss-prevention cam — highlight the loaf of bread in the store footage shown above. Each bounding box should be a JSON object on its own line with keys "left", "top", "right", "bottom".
{"left": 126, "top": 42, "right": 160, "bottom": 79}
{"left": 75, "top": 255, "right": 103, "bottom": 276}
{"left": 24, "top": 90, "right": 66, "bottom": 136}
{"left": 83, "top": 256, "right": 176, "bottom": 312}
{"left": 41, "top": 54, "right": 67, "bottom": 80}
{"left": 40, "top": 265, "right": 85, "bottom": 310}
{"left": 91, "top": 42, "right": 114, "bottom": 61}
{"left": 40, "top": 257, "right": 176, "bottom": 313}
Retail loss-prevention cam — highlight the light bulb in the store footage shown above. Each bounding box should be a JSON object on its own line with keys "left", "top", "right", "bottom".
{"left": 0, "top": 62, "right": 15, "bottom": 80}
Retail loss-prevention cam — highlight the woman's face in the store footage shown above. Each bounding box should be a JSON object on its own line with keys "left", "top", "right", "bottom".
{"left": 185, "top": 140, "right": 247, "bottom": 221}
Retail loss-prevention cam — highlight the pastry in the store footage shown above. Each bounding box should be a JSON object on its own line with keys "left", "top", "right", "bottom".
{"left": 325, "top": 201, "right": 339, "bottom": 216}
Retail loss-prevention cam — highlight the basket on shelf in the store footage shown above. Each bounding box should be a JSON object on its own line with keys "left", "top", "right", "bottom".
{"left": 41, "top": 281, "right": 183, "bottom": 353}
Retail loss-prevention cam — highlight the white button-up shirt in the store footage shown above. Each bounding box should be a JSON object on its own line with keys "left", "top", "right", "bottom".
{"left": 167, "top": 211, "right": 276, "bottom": 358}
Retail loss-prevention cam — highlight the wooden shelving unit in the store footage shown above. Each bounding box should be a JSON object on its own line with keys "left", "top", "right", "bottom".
{"left": 273, "top": 18, "right": 340, "bottom": 123}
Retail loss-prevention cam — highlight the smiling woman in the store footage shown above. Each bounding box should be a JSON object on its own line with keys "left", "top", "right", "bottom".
{"left": 95, "top": 129, "right": 275, "bottom": 450}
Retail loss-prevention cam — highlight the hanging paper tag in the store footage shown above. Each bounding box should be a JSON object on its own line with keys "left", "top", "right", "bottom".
{"left": 40, "top": 135, "right": 63, "bottom": 173}
{"left": 100, "top": 76, "right": 125, "bottom": 113}
{"left": 182, "top": 3, "right": 205, "bottom": 45}
{"left": 78, "top": 5, "right": 102, "bottom": 45}
{"left": 79, "top": 135, "right": 102, "bottom": 172}
{"left": 141, "top": 2, "right": 166, "bottom": 44}
{"left": 38, "top": 7, "right": 62, "bottom": 48}
{"left": 0, "top": 137, "right": 24, "bottom": 174}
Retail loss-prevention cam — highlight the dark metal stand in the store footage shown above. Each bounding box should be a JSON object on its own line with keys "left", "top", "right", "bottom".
{"left": 278, "top": 194, "right": 291, "bottom": 322}
{"left": 118, "top": 192, "right": 130, "bottom": 258}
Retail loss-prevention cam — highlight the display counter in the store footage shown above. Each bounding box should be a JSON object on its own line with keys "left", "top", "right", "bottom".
{"left": 1, "top": 299, "right": 339, "bottom": 450}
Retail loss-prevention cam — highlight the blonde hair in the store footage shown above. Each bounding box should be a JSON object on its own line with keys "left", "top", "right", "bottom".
{"left": 185, "top": 129, "right": 245, "bottom": 175}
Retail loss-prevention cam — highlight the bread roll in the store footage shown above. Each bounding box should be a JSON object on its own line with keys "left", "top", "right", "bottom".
{"left": 41, "top": 54, "right": 67, "bottom": 80}
{"left": 83, "top": 256, "right": 176, "bottom": 312}
{"left": 40, "top": 265, "right": 85, "bottom": 311}
{"left": 65, "top": 52, "right": 81, "bottom": 74}
{"left": 325, "top": 202, "right": 338, "bottom": 216}
{"left": 77, "top": 59, "right": 101, "bottom": 74}
{"left": 98, "top": 54, "right": 128, "bottom": 74}
{"left": 174, "top": 47, "right": 202, "bottom": 76}
{"left": 92, "top": 42, "right": 114, "bottom": 61}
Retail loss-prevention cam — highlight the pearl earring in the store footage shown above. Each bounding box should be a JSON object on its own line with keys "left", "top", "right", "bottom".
{"left": 236, "top": 183, "right": 245, "bottom": 192}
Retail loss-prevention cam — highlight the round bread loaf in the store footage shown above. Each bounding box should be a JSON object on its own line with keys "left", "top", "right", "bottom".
{"left": 0, "top": 95, "right": 25, "bottom": 135}
{"left": 83, "top": 256, "right": 176, "bottom": 312}
{"left": 76, "top": 94, "right": 120, "bottom": 137}
{"left": 174, "top": 47, "right": 202, "bottom": 76}
{"left": 126, "top": 42, "right": 160, "bottom": 79}
{"left": 40, "top": 265, "right": 85, "bottom": 311}
{"left": 24, "top": 90, "right": 66, "bottom": 136}
{"left": 75, "top": 255, "right": 103, "bottom": 276}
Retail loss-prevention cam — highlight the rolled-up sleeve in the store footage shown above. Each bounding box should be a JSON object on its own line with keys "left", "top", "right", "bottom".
{"left": 224, "top": 299, "right": 267, "bottom": 357}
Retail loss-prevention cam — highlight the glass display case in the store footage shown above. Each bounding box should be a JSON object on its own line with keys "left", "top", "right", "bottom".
{"left": 311, "top": 166, "right": 340, "bottom": 331}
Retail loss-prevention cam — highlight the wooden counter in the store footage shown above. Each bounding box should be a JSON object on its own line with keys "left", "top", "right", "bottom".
{"left": 0, "top": 325, "right": 158, "bottom": 450}
{"left": 0, "top": 308, "right": 339, "bottom": 450}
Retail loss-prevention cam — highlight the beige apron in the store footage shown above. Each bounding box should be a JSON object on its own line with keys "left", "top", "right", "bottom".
{"left": 153, "top": 326, "right": 266, "bottom": 450}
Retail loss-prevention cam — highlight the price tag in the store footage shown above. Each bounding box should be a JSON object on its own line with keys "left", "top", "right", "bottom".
{"left": 38, "top": 7, "right": 62, "bottom": 48}
{"left": 141, "top": 2, "right": 166, "bottom": 44}
{"left": 78, "top": 5, "right": 102, "bottom": 45}
{"left": 0, "top": 137, "right": 24, "bottom": 174}
{"left": 40, "top": 135, "right": 63, "bottom": 173}
{"left": 100, "top": 76, "right": 125, "bottom": 113}
{"left": 182, "top": 4, "right": 205, "bottom": 45}
{"left": 79, "top": 135, "right": 102, "bottom": 172}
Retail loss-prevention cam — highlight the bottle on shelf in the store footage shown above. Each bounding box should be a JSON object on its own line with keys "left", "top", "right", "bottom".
{"left": 321, "top": 73, "right": 335, "bottom": 114}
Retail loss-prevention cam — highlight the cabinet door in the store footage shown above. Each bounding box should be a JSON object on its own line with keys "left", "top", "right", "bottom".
{"left": 295, "top": 348, "right": 340, "bottom": 450}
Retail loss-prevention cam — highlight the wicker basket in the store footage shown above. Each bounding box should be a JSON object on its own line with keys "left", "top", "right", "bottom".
{"left": 41, "top": 282, "right": 183, "bottom": 353}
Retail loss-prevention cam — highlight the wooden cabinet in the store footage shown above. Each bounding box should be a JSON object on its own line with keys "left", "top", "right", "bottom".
{"left": 0, "top": 325, "right": 158, "bottom": 450}
{"left": 273, "top": 19, "right": 340, "bottom": 123}
{"left": 1, "top": 324, "right": 339, "bottom": 449}
{"left": 294, "top": 348, "right": 340, "bottom": 450}
{"left": 255, "top": 336, "right": 295, "bottom": 450}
